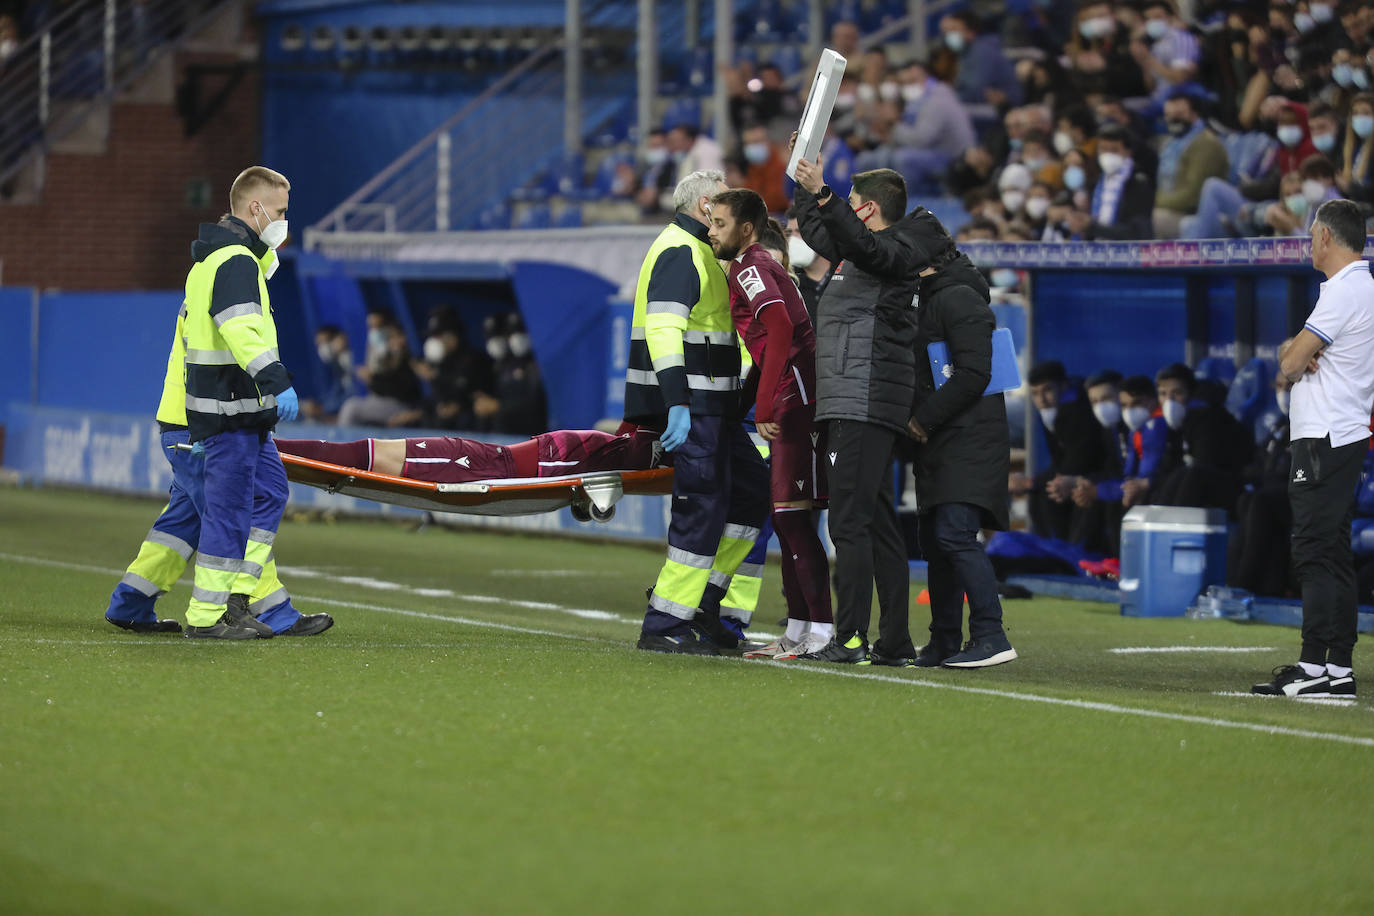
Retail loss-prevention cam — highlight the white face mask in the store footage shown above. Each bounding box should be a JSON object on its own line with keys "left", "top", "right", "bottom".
{"left": 1302, "top": 179, "right": 1327, "bottom": 203}
{"left": 1000, "top": 190, "right": 1026, "bottom": 213}
{"left": 644, "top": 147, "right": 669, "bottom": 167}
{"left": 1097, "top": 152, "right": 1125, "bottom": 175}
{"left": 1145, "top": 19, "right": 1169, "bottom": 40}
{"left": 1025, "top": 197, "right": 1051, "bottom": 220}
{"left": 744, "top": 142, "right": 771, "bottom": 165}
{"left": 879, "top": 81, "right": 900, "bottom": 101}
{"left": 990, "top": 268, "right": 1019, "bottom": 289}
{"left": 508, "top": 332, "right": 531, "bottom": 358}
{"left": 1093, "top": 400, "right": 1122, "bottom": 429}
{"left": 423, "top": 336, "right": 446, "bottom": 364}
{"left": 1161, "top": 398, "right": 1187, "bottom": 430}
{"left": 788, "top": 234, "right": 816, "bottom": 269}
{"left": 1039, "top": 406, "right": 1059, "bottom": 431}
{"left": 317, "top": 342, "right": 334, "bottom": 363}
{"left": 1053, "top": 130, "right": 1075, "bottom": 156}
{"left": 367, "top": 328, "right": 387, "bottom": 352}
{"left": 487, "top": 337, "right": 508, "bottom": 361}
{"left": 253, "top": 202, "right": 289, "bottom": 250}
{"left": 901, "top": 82, "right": 926, "bottom": 103}
{"left": 1123, "top": 405, "right": 1151, "bottom": 432}
{"left": 1276, "top": 389, "right": 1291, "bottom": 416}
{"left": 0, "top": 39, "right": 16, "bottom": 59}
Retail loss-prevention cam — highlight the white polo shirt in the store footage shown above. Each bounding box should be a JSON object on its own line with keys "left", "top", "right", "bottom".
{"left": 1291, "top": 259, "right": 1374, "bottom": 447}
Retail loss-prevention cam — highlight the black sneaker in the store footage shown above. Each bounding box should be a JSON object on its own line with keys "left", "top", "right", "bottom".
{"left": 1326, "top": 673, "right": 1357, "bottom": 698}
{"left": 278, "top": 613, "right": 334, "bottom": 637}
{"left": 184, "top": 614, "right": 267, "bottom": 640}
{"left": 637, "top": 625, "right": 719, "bottom": 655}
{"left": 799, "top": 633, "right": 870, "bottom": 664}
{"left": 913, "top": 641, "right": 960, "bottom": 668}
{"left": 1251, "top": 665, "right": 1332, "bottom": 697}
{"left": 224, "top": 593, "right": 274, "bottom": 639}
{"left": 943, "top": 634, "right": 1017, "bottom": 668}
{"left": 106, "top": 616, "right": 182, "bottom": 634}
{"left": 870, "top": 644, "right": 917, "bottom": 668}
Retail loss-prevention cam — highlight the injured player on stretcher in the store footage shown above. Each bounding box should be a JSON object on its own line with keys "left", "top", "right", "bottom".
{"left": 275, "top": 428, "right": 663, "bottom": 483}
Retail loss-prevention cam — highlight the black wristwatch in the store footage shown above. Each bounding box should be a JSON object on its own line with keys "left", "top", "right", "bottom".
{"left": 815, "top": 184, "right": 833, "bottom": 205}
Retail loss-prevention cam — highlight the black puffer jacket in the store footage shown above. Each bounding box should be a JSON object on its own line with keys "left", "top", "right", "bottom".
{"left": 794, "top": 188, "right": 952, "bottom": 435}
{"left": 911, "top": 252, "right": 1010, "bottom": 530}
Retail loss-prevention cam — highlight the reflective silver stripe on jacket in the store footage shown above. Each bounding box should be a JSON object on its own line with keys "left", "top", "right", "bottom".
{"left": 213, "top": 301, "right": 263, "bottom": 326}
{"left": 683, "top": 329, "right": 736, "bottom": 346}
{"left": 244, "top": 350, "right": 280, "bottom": 378}
{"left": 645, "top": 300, "right": 692, "bottom": 319}
{"left": 651, "top": 353, "right": 685, "bottom": 372}
{"left": 185, "top": 394, "right": 277, "bottom": 416}
{"left": 686, "top": 373, "right": 739, "bottom": 391}
{"left": 186, "top": 348, "right": 236, "bottom": 365}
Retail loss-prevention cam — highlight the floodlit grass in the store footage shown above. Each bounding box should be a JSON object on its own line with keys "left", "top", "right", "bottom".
{"left": 1, "top": 486, "right": 1372, "bottom": 914}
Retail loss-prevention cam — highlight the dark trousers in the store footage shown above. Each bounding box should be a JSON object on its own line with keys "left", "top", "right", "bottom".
{"left": 919, "top": 502, "right": 1006, "bottom": 646}
{"left": 825, "top": 419, "right": 911, "bottom": 654}
{"left": 1227, "top": 484, "right": 1292, "bottom": 598}
{"left": 1289, "top": 435, "right": 1368, "bottom": 668}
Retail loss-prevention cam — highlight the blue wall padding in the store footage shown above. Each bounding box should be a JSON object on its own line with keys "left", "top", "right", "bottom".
{"left": 0, "top": 287, "right": 34, "bottom": 424}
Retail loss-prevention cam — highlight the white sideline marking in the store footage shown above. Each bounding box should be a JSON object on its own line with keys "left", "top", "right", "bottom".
{"left": 1213, "top": 691, "right": 1358, "bottom": 707}
{"left": 6, "top": 552, "right": 1373, "bottom": 747}
{"left": 489, "top": 569, "right": 596, "bottom": 577}
{"left": 1110, "top": 646, "right": 1278, "bottom": 655}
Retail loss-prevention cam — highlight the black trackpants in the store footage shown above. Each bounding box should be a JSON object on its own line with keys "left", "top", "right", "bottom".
{"left": 1289, "top": 435, "right": 1368, "bottom": 668}
{"left": 825, "top": 419, "right": 912, "bottom": 654}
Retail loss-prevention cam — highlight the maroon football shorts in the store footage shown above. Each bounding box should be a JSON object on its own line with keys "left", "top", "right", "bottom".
{"left": 400, "top": 436, "right": 517, "bottom": 483}
{"left": 767, "top": 401, "right": 826, "bottom": 506}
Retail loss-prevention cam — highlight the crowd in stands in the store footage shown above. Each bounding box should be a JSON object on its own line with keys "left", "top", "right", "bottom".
{"left": 305, "top": 306, "right": 548, "bottom": 437}
{"left": 615, "top": 0, "right": 1373, "bottom": 244}
{"left": 1007, "top": 357, "right": 1374, "bottom": 605}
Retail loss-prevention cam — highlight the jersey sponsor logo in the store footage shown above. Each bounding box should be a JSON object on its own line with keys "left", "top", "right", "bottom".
{"left": 456, "top": 456, "right": 471, "bottom": 468}
{"left": 737, "top": 265, "right": 767, "bottom": 301}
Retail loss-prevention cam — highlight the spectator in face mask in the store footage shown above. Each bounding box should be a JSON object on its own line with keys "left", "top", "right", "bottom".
{"left": 783, "top": 206, "right": 830, "bottom": 320}
{"left": 1337, "top": 93, "right": 1374, "bottom": 203}
{"left": 940, "top": 10, "right": 1022, "bottom": 107}
{"left": 1068, "top": 1, "right": 1148, "bottom": 99}
{"left": 339, "top": 325, "right": 424, "bottom": 428}
{"left": 1013, "top": 361, "right": 1108, "bottom": 543}
{"left": 1078, "top": 124, "right": 1155, "bottom": 239}
{"left": 474, "top": 313, "right": 548, "bottom": 436}
{"left": 636, "top": 129, "right": 677, "bottom": 217}
{"left": 1153, "top": 90, "right": 1230, "bottom": 238}
{"left": 739, "top": 124, "right": 788, "bottom": 213}
{"left": 302, "top": 325, "right": 352, "bottom": 421}
{"left": 856, "top": 58, "right": 975, "bottom": 193}
{"left": 996, "top": 162, "right": 1033, "bottom": 224}
{"left": 1308, "top": 104, "right": 1340, "bottom": 159}
{"left": 1020, "top": 130, "right": 1059, "bottom": 187}
{"left": 1073, "top": 374, "right": 1169, "bottom": 555}
{"left": 1129, "top": 0, "right": 1200, "bottom": 101}
{"left": 1023, "top": 182, "right": 1054, "bottom": 233}
{"left": 1260, "top": 156, "right": 1340, "bottom": 237}
{"left": 413, "top": 308, "right": 493, "bottom": 431}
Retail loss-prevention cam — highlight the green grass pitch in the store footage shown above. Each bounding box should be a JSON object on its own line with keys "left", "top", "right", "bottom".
{"left": 1, "top": 486, "right": 1372, "bottom": 914}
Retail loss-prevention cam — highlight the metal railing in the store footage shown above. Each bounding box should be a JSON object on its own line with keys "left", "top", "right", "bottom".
{"left": 0, "top": 0, "right": 233, "bottom": 191}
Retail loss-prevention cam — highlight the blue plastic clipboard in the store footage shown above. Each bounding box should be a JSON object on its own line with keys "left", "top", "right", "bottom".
{"left": 927, "top": 327, "right": 1021, "bottom": 395}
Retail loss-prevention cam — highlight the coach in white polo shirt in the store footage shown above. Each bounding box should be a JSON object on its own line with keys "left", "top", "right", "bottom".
{"left": 1252, "top": 199, "right": 1374, "bottom": 700}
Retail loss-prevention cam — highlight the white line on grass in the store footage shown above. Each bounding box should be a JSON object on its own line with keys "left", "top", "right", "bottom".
{"left": 7, "top": 552, "right": 1372, "bottom": 747}
{"left": 1110, "top": 646, "right": 1278, "bottom": 654}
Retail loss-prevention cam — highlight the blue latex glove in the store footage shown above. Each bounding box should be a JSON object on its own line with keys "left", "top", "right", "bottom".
{"left": 276, "top": 386, "right": 299, "bottom": 422}
{"left": 190, "top": 440, "right": 205, "bottom": 458}
{"left": 661, "top": 405, "right": 691, "bottom": 452}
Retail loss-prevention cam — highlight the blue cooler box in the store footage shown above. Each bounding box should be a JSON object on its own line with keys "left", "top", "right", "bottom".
{"left": 1117, "top": 506, "right": 1228, "bottom": 618}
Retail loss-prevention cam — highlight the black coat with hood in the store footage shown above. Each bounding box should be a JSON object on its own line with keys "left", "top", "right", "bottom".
{"left": 793, "top": 188, "right": 951, "bottom": 435}
{"left": 911, "top": 251, "right": 1010, "bottom": 530}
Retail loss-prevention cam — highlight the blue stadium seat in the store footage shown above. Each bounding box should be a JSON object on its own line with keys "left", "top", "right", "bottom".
{"left": 1194, "top": 355, "right": 1237, "bottom": 387}
{"left": 514, "top": 202, "right": 552, "bottom": 230}
{"left": 663, "top": 97, "right": 702, "bottom": 131}
{"left": 1225, "top": 357, "right": 1276, "bottom": 426}
{"left": 686, "top": 46, "right": 713, "bottom": 94}
{"left": 476, "top": 205, "right": 510, "bottom": 230}
{"left": 771, "top": 44, "right": 803, "bottom": 78}
{"left": 1252, "top": 406, "right": 1284, "bottom": 447}
{"left": 555, "top": 204, "right": 584, "bottom": 228}
{"left": 592, "top": 152, "right": 632, "bottom": 195}
{"left": 542, "top": 153, "right": 586, "bottom": 196}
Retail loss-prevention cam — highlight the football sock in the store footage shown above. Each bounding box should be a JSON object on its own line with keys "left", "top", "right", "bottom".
{"left": 773, "top": 507, "right": 834, "bottom": 625}
{"left": 810, "top": 621, "right": 834, "bottom": 641}
{"left": 1328, "top": 664, "right": 1353, "bottom": 678}
{"left": 507, "top": 438, "right": 540, "bottom": 477}
{"left": 1298, "top": 661, "right": 1326, "bottom": 678}
{"left": 785, "top": 617, "right": 807, "bottom": 642}
{"left": 275, "top": 438, "right": 372, "bottom": 471}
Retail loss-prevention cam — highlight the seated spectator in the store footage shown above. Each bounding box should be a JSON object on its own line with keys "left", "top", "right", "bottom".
{"left": 302, "top": 324, "right": 352, "bottom": 422}
{"left": 1149, "top": 362, "right": 1252, "bottom": 515}
{"left": 1153, "top": 90, "right": 1229, "bottom": 238}
{"left": 474, "top": 314, "right": 547, "bottom": 436}
{"left": 1053, "top": 104, "right": 1098, "bottom": 159}
{"left": 1338, "top": 92, "right": 1374, "bottom": 205}
{"left": 1094, "top": 94, "right": 1159, "bottom": 176}
{"left": 940, "top": 10, "right": 1023, "bottom": 108}
{"left": 668, "top": 123, "right": 723, "bottom": 183}
{"left": 996, "top": 162, "right": 1033, "bottom": 227}
{"left": 1308, "top": 102, "right": 1340, "bottom": 158}
{"left": 339, "top": 324, "right": 424, "bottom": 428}
{"left": 1013, "top": 361, "right": 1109, "bottom": 544}
{"left": 414, "top": 307, "right": 493, "bottom": 431}
{"left": 739, "top": 124, "right": 788, "bottom": 212}
{"left": 1020, "top": 129, "right": 1061, "bottom": 188}
{"left": 1024, "top": 181, "right": 1054, "bottom": 234}
{"left": 1072, "top": 373, "right": 1169, "bottom": 555}
{"left": 1067, "top": 1, "right": 1148, "bottom": 99}
{"left": 1227, "top": 380, "right": 1294, "bottom": 597}
{"left": 1076, "top": 123, "right": 1155, "bottom": 239}
{"left": 1130, "top": 0, "right": 1200, "bottom": 103}
{"left": 853, "top": 57, "right": 975, "bottom": 193}
{"left": 635, "top": 128, "right": 676, "bottom": 217}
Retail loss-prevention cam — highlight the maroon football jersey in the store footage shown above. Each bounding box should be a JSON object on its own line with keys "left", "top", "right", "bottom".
{"left": 727, "top": 244, "right": 817, "bottom": 419}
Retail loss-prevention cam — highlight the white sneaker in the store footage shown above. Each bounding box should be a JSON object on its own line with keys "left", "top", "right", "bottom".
{"left": 775, "top": 632, "right": 830, "bottom": 659}
{"left": 744, "top": 636, "right": 798, "bottom": 659}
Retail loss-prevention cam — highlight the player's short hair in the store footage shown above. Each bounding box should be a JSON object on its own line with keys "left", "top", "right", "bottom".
{"left": 673, "top": 169, "right": 726, "bottom": 213}
{"left": 1155, "top": 362, "right": 1195, "bottom": 394}
{"left": 711, "top": 188, "right": 768, "bottom": 237}
{"left": 850, "top": 168, "right": 907, "bottom": 224}
{"left": 1314, "top": 198, "right": 1366, "bottom": 253}
{"left": 1121, "top": 374, "right": 1157, "bottom": 400}
{"left": 230, "top": 166, "right": 290, "bottom": 213}
{"left": 1029, "top": 360, "right": 1067, "bottom": 387}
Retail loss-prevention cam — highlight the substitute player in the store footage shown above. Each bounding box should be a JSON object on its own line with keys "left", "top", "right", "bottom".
{"left": 708, "top": 188, "right": 835, "bottom": 658}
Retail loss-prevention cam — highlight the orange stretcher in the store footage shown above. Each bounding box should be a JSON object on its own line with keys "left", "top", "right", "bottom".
{"left": 279, "top": 452, "right": 674, "bottom": 522}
